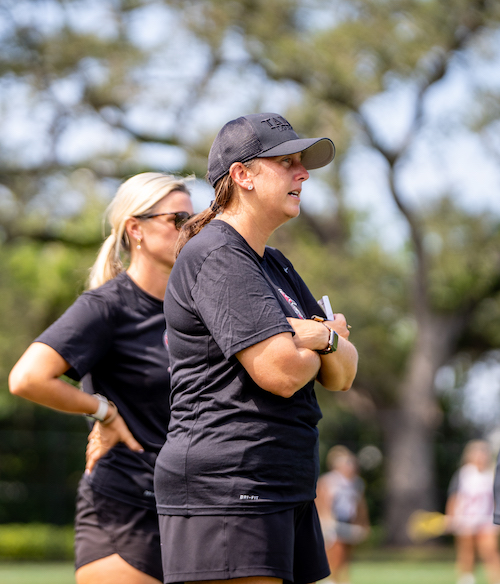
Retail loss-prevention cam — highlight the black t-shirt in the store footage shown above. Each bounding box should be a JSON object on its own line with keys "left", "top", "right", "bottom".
{"left": 36, "top": 272, "right": 170, "bottom": 509}
{"left": 155, "top": 220, "right": 326, "bottom": 516}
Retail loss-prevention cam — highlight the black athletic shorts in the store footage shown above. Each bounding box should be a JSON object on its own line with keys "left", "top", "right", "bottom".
{"left": 158, "top": 501, "right": 330, "bottom": 584}
{"left": 74, "top": 476, "right": 162, "bottom": 582}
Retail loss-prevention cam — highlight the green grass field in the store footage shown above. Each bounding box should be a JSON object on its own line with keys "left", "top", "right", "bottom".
{"left": 0, "top": 561, "right": 488, "bottom": 584}
{"left": 0, "top": 562, "right": 75, "bottom": 584}
{"left": 352, "top": 561, "right": 486, "bottom": 584}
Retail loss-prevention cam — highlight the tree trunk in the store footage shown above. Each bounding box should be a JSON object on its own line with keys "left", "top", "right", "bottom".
{"left": 382, "top": 409, "right": 437, "bottom": 545}
{"left": 381, "top": 313, "right": 464, "bottom": 545}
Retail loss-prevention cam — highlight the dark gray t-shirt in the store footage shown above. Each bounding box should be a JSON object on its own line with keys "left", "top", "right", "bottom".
{"left": 36, "top": 272, "right": 170, "bottom": 509}
{"left": 155, "top": 220, "right": 326, "bottom": 516}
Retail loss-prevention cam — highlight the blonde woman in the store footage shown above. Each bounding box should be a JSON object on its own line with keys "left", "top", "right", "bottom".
{"left": 9, "top": 173, "right": 193, "bottom": 584}
{"left": 448, "top": 440, "right": 500, "bottom": 584}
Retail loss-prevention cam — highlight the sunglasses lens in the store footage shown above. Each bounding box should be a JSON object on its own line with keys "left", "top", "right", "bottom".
{"left": 174, "top": 212, "right": 191, "bottom": 229}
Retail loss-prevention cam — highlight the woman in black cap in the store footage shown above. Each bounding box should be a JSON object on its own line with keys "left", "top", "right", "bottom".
{"left": 154, "top": 113, "right": 358, "bottom": 584}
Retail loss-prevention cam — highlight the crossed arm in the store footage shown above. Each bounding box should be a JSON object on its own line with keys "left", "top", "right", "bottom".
{"left": 236, "top": 313, "right": 358, "bottom": 397}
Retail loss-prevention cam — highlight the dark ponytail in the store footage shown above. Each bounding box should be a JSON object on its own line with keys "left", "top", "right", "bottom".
{"left": 175, "top": 173, "right": 234, "bottom": 257}
{"left": 175, "top": 160, "right": 258, "bottom": 257}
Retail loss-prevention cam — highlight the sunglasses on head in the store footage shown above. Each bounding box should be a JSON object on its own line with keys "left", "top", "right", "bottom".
{"left": 135, "top": 211, "right": 192, "bottom": 230}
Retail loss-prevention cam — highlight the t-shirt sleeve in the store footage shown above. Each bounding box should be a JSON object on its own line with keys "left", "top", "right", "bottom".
{"left": 191, "top": 245, "right": 294, "bottom": 359}
{"left": 35, "top": 292, "right": 115, "bottom": 380}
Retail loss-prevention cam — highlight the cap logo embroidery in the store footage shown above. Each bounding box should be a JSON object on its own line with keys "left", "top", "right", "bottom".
{"left": 260, "top": 116, "right": 293, "bottom": 132}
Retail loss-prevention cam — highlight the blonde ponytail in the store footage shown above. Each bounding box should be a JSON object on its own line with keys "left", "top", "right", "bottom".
{"left": 88, "top": 231, "right": 124, "bottom": 290}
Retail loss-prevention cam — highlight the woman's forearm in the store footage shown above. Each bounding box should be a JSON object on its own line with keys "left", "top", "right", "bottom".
{"left": 236, "top": 332, "right": 321, "bottom": 398}
{"left": 286, "top": 315, "right": 358, "bottom": 392}
{"left": 9, "top": 342, "right": 103, "bottom": 416}
{"left": 316, "top": 337, "right": 358, "bottom": 392}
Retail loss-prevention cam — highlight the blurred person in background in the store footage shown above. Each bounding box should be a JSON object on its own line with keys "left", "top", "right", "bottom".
{"left": 316, "top": 445, "right": 370, "bottom": 584}
{"left": 9, "top": 173, "right": 193, "bottom": 584}
{"left": 448, "top": 439, "right": 500, "bottom": 584}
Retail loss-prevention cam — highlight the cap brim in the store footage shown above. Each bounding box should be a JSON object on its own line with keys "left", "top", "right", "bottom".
{"left": 257, "top": 137, "right": 335, "bottom": 170}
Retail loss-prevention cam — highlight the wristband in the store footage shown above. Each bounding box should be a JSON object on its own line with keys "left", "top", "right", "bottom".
{"left": 101, "top": 402, "right": 118, "bottom": 426}
{"left": 86, "top": 394, "right": 109, "bottom": 422}
{"left": 311, "top": 315, "right": 338, "bottom": 354}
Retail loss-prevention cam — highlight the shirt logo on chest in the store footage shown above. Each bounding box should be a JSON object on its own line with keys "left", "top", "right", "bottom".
{"left": 278, "top": 288, "right": 305, "bottom": 319}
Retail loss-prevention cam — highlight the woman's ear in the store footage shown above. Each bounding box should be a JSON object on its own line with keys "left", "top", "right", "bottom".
{"left": 125, "top": 216, "right": 142, "bottom": 244}
{"left": 229, "top": 162, "right": 254, "bottom": 191}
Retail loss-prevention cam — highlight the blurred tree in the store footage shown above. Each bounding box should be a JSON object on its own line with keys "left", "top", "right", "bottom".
{"left": 0, "top": 0, "right": 195, "bottom": 247}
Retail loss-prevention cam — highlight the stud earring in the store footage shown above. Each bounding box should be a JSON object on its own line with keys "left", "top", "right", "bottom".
{"left": 247, "top": 185, "right": 253, "bottom": 191}
{"left": 136, "top": 238, "right": 142, "bottom": 250}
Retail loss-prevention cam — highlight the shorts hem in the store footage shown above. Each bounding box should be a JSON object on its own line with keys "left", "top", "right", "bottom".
{"left": 122, "top": 555, "right": 162, "bottom": 581}
{"left": 295, "top": 567, "right": 331, "bottom": 584}
{"left": 75, "top": 551, "right": 111, "bottom": 572}
{"left": 76, "top": 553, "right": 161, "bottom": 581}
{"left": 455, "top": 525, "right": 499, "bottom": 535}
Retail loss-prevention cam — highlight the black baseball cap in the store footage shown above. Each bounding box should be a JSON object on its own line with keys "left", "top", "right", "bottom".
{"left": 207, "top": 112, "right": 336, "bottom": 187}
